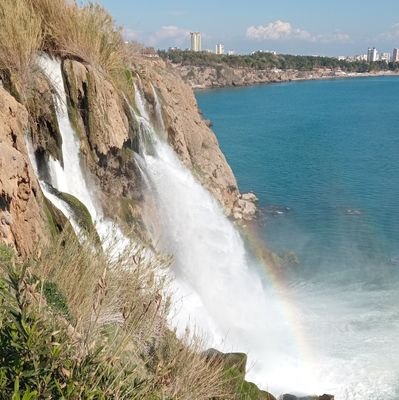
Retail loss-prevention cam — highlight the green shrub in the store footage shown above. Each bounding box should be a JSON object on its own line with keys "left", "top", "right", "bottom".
{"left": 42, "top": 281, "right": 70, "bottom": 320}
{"left": 0, "top": 244, "right": 14, "bottom": 263}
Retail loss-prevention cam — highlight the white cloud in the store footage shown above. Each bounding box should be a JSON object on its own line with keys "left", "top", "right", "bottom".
{"left": 246, "top": 20, "right": 311, "bottom": 41}
{"left": 246, "top": 20, "right": 350, "bottom": 43}
{"left": 147, "top": 26, "right": 190, "bottom": 47}
{"left": 379, "top": 23, "right": 399, "bottom": 40}
{"left": 123, "top": 28, "right": 140, "bottom": 42}
{"left": 311, "top": 32, "right": 351, "bottom": 43}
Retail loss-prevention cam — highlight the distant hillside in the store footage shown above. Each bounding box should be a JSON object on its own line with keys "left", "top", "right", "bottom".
{"left": 159, "top": 50, "right": 399, "bottom": 73}
{"left": 159, "top": 50, "right": 399, "bottom": 89}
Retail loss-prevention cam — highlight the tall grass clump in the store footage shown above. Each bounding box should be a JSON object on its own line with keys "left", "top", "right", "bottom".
{"left": 0, "top": 0, "right": 42, "bottom": 95}
{"left": 32, "top": 0, "right": 126, "bottom": 82}
{"left": 0, "top": 229, "right": 232, "bottom": 399}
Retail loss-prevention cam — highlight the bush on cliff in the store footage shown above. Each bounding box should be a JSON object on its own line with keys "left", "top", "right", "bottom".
{"left": 0, "top": 0, "right": 132, "bottom": 98}
{"left": 32, "top": 0, "right": 125, "bottom": 81}
{"left": 0, "top": 0, "right": 43, "bottom": 95}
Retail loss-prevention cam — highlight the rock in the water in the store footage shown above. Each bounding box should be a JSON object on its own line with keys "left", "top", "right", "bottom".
{"left": 242, "top": 192, "right": 258, "bottom": 202}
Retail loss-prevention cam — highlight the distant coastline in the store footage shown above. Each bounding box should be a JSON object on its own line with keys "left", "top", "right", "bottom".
{"left": 171, "top": 64, "right": 399, "bottom": 90}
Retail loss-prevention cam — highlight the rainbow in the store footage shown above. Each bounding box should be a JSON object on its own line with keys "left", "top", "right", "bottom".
{"left": 241, "top": 221, "right": 319, "bottom": 379}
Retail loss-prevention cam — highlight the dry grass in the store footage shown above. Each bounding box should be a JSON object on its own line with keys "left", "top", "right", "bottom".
{"left": 31, "top": 228, "right": 232, "bottom": 399}
{"left": 150, "top": 332, "right": 230, "bottom": 399}
{"left": 0, "top": 0, "right": 43, "bottom": 94}
{"left": 32, "top": 0, "right": 126, "bottom": 80}
{"left": 0, "top": 0, "right": 133, "bottom": 97}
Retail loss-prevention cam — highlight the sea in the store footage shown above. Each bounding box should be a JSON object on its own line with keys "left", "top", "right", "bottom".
{"left": 196, "top": 77, "right": 399, "bottom": 400}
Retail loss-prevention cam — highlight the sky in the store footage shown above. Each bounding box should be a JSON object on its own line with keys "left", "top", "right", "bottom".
{"left": 98, "top": 0, "right": 399, "bottom": 56}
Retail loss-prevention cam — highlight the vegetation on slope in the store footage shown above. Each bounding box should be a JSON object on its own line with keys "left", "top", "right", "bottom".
{"left": 0, "top": 0, "right": 43, "bottom": 96}
{"left": 159, "top": 50, "right": 399, "bottom": 73}
{"left": 0, "top": 234, "right": 233, "bottom": 399}
{"left": 0, "top": 0, "right": 132, "bottom": 98}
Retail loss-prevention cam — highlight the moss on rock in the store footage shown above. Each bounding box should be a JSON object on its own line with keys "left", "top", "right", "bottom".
{"left": 203, "top": 349, "right": 277, "bottom": 400}
{"left": 57, "top": 191, "right": 94, "bottom": 235}
{"left": 43, "top": 197, "right": 68, "bottom": 237}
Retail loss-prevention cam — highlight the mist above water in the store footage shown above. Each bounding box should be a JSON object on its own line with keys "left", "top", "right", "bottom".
{"left": 196, "top": 78, "right": 399, "bottom": 399}
{"left": 133, "top": 85, "right": 325, "bottom": 396}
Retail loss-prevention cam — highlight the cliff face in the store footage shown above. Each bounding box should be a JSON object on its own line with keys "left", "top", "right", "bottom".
{"left": 173, "top": 64, "right": 354, "bottom": 89}
{"left": 0, "top": 53, "right": 257, "bottom": 255}
{"left": 62, "top": 56, "right": 256, "bottom": 224}
{"left": 61, "top": 59, "right": 144, "bottom": 231}
{"left": 0, "top": 87, "right": 48, "bottom": 256}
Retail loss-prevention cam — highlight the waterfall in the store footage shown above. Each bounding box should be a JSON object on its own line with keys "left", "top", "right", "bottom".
{"left": 33, "top": 55, "right": 128, "bottom": 250}
{"left": 26, "top": 138, "right": 82, "bottom": 234}
{"left": 151, "top": 84, "right": 166, "bottom": 134}
{"left": 134, "top": 85, "right": 317, "bottom": 395}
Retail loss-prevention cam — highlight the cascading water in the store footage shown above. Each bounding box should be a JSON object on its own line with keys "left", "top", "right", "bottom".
{"left": 26, "top": 138, "right": 82, "bottom": 234}
{"left": 151, "top": 84, "right": 166, "bottom": 134}
{"left": 32, "top": 55, "right": 128, "bottom": 250}
{"left": 133, "top": 84, "right": 320, "bottom": 396}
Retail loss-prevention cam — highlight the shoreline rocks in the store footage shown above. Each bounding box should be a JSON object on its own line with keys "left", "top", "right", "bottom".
{"left": 232, "top": 192, "right": 258, "bottom": 221}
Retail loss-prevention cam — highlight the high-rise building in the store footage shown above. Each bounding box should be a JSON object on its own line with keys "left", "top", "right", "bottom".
{"left": 215, "top": 43, "right": 224, "bottom": 55}
{"left": 190, "top": 32, "right": 202, "bottom": 52}
{"left": 367, "top": 47, "right": 377, "bottom": 63}
{"left": 393, "top": 48, "right": 399, "bottom": 62}
{"left": 380, "top": 52, "right": 391, "bottom": 63}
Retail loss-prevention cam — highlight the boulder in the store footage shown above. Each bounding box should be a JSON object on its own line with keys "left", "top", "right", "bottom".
{"left": 202, "top": 349, "right": 277, "bottom": 400}
{"left": 242, "top": 192, "right": 258, "bottom": 202}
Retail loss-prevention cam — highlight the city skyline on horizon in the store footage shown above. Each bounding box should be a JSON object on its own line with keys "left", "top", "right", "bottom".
{"left": 98, "top": 0, "right": 399, "bottom": 57}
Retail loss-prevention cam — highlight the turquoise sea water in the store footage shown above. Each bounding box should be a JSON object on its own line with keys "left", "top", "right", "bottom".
{"left": 196, "top": 77, "right": 399, "bottom": 399}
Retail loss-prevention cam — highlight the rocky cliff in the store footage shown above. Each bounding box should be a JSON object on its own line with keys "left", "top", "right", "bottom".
{"left": 172, "top": 63, "right": 398, "bottom": 89}
{"left": 0, "top": 86, "right": 50, "bottom": 256}
{"left": 0, "top": 53, "right": 257, "bottom": 256}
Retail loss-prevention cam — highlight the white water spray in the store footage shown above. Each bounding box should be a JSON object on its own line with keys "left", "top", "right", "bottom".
{"left": 133, "top": 84, "right": 320, "bottom": 395}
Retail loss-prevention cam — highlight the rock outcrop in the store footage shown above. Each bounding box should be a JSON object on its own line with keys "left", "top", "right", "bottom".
{"left": 203, "top": 348, "right": 277, "bottom": 400}
{"left": 0, "top": 87, "right": 48, "bottom": 256}
{"left": 62, "top": 59, "right": 143, "bottom": 231}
